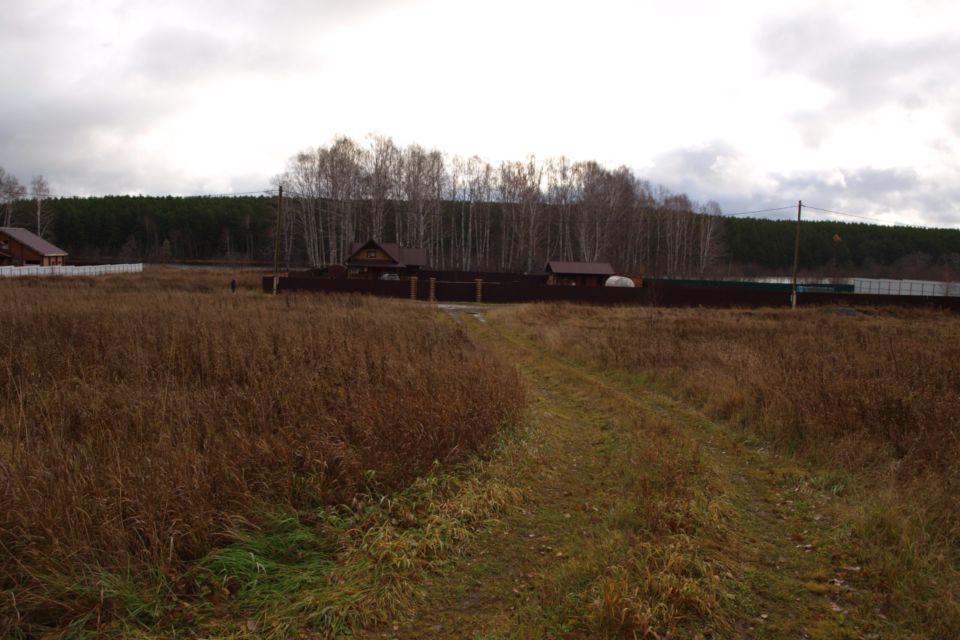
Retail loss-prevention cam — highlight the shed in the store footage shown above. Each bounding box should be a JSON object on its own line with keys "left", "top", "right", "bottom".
{"left": 345, "top": 239, "right": 429, "bottom": 279}
{"left": 545, "top": 260, "right": 615, "bottom": 287}
{"left": 0, "top": 227, "right": 67, "bottom": 266}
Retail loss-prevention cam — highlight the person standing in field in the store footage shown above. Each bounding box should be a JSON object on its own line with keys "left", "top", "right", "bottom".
{"left": 230, "top": 278, "right": 238, "bottom": 294}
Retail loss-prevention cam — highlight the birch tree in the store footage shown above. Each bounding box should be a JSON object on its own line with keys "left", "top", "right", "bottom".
{"left": 696, "top": 200, "right": 722, "bottom": 275}
{"left": 465, "top": 156, "right": 495, "bottom": 269}
{"left": 279, "top": 133, "right": 725, "bottom": 275}
{"left": 284, "top": 149, "right": 327, "bottom": 267}
{"left": 544, "top": 157, "right": 575, "bottom": 262}
{"left": 323, "top": 136, "right": 367, "bottom": 263}
{"left": 31, "top": 175, "right": 52, "bottom": 238}
{"left": 365, "top": 135, "right": 401, "bottom": 242}
{"left": 0, "top": 168, "right": 26, "bottom": 228}
{"left": 402, "top": 144, "right": 430, "bottom": 249}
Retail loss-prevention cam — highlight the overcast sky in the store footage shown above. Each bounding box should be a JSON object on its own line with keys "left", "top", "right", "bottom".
{"left": 2, "top": 0, "right": 959, "bottom": 227}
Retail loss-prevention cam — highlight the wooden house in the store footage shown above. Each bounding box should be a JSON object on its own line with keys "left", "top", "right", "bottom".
{"left": 545, "top": 260, "right": 615, "bottom": 287}
{"left": 344, "top": 239, "right": 428, "bottom": 279}
{"left": 0, "top": 227, "right": 67, "bottom": 266}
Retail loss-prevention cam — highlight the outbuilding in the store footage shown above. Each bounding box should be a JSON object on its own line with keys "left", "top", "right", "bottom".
{"left": 0, "top": 227, "right": 68, "bottom": 266}
{"left": 544, "top": 260, "right": 615, "bottom": 287}
{"left": 344, "top": 239, "right": 428, "bottom": 279}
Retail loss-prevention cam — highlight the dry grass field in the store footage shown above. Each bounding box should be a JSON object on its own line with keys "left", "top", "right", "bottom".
{"left": 5, "top": 274, "right": 959, "bottom": 638}
{"left": 507, "top": 304, "right": 960, "bottom": 477}
{"left": 501, "top": 303, "right": 960, "bottom": 633}
{"left": 0, "top": 269, "right": 523, "bottom": 636}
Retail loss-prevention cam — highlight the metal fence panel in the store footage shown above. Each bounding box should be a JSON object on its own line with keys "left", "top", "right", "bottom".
{"left": 0, "top": 263, "right": 144, "bottom": 278}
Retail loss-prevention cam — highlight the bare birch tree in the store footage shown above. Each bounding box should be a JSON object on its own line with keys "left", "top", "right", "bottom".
{"left": 696, "top": 200, "right": 723, "bottom": 275}
{"left": 465, "top": 156, "right": 495, "bottom": 269}
{"left": 31, "top": 175, "right": 52, "bottom": 238}
{"left": 284, "top": 149, "right": 327, "bottom": 267}
{"left": 0, "top": 168, "right": 26, "bottom": 228}
{"left": 544, "top": 157, "right": 575, "bottom": 262}
{"left": 323, "top": 136, "right": 367, "bottom": 263}
{"left": 365, "top": 135, "right": 401, "bottom": 242}
{"left": 279, "top": 134, "right": 726, "bottom": 276}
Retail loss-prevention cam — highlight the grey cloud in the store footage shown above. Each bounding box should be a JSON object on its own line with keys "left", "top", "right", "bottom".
{"left": 765, "top": 167, "right": 958, "bottom": 226}
{"left": 648, "top": 142, "right": 959, "bottom": 227}
{"left": 126, "top": 26, "right": 301, "bottom": 84}
{"left": 646, "top": 141, "right": 743, "bottom": 193}
{"left": 773, "top": 167, "right": 920, "bottom": 203}
{"left": 0, "top": 0, "right": 419, "bottom": 194}
{"left": 758, "top": 14, "right": 960, "bottom": 107}
{"left": 228, "top": 0, "right": 410, "bottom": 27}
{"left": 646, "top": 142, "right": 794, "bottom": 218}
{"left": 757, "top": 12, "right": 960, "bottom": 147}
{"left": 842, "top": 167, "right": 921, "bottom": 194}
{"left": 129, "top": 28, "right": 236, "bottom": 81}
{"left": 950, "top": 109, "right": 960, "bottom": 137}
{"left": 0, "top": 56, "right": 185, "bottom": 195}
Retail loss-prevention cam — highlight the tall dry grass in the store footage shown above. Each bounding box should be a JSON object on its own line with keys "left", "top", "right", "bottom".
{"left": 0, "top": 269, "right": 522, "bottom": 632}
{"left": 509, "top": 304, "right": 959, "bottom": 479}
{"left": 504, "top": 303, "right": 960, "bottom": 629}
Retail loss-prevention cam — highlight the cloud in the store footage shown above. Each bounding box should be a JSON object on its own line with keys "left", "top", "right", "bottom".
{"left": 950, "top": 109, "right": 960, "bottom": 137}
{"left": 649, "top": 141, "right": 959, "bottom": 227}
{"left": 124, "top": 26, "right": 304, "bottom": 85}
{"left": 772, "top": 167, "right": 921, "bottom": 206}
{"left": 0, "top": 0, "right": 421, "bottom": 194}
{"left": 0, "top": 0, "right": 958, "bottom": 229}
{"left": 647, "top": 142, "right": 779, "bottom": 205}
{"left": 756, "top": 11, "right": 960, "bottom": 147}
{"left": 775, "top": 165, "right": 960, "bottom": 227}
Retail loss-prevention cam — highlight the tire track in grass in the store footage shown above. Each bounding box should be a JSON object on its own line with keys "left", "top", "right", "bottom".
{"left": 366, "top": 311, "right": 899, "bottom": 639}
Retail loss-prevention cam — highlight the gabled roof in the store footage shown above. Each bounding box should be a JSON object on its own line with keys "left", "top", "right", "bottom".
{"left": 346, "top": 239, "right": 428, "bottom": 267}
{"left": 0, "top": 227, "right": 67, "bottom": 256}
{"left": 545, "top": 260, "right": 615, "bottom": 276}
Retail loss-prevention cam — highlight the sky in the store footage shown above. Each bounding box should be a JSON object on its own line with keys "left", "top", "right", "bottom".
{"left": 1, "top": 0, "right": 959, "bottom": 227}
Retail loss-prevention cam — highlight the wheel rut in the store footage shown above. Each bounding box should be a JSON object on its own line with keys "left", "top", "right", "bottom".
{"left": 363, "top": 316, "right": 894, "bottom": 639}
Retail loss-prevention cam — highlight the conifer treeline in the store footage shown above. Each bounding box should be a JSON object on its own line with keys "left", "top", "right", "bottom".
{"left": 4, "top": 134, "right": 959, "bottom": 277}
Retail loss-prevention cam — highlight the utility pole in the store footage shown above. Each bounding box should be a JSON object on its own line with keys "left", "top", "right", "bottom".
{"left": 272, "top": 185, "right": 283, "bottom": 295}
{"left": 791, "top": 200, "right": 802, "bottom": 309}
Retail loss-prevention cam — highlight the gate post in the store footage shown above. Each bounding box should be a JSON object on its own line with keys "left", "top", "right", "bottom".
{"left": 409, "top": 276, "right": 418, "bottom": 300}
{"left": 428, "top": 277, "right": 436, "bottom": 302}
{"left": 475, "top": 278, "right": 483, "bottom": 303}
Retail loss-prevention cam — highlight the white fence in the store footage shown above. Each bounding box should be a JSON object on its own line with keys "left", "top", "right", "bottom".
{"left": 852, "top": 277, "right": 960, "bottom": 297}
{"left": 0, "top": 263, "right": 144, "bottom": 278}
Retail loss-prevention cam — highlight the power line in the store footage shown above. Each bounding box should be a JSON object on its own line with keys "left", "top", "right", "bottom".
{"left": 802, "top": 204, "right": 893, "bottom": 223}
{"left": 721, "top": 205, "right": 796, "bottom": 217}
{"left": 720, "top": 202, "right": 921, "bottom": 227}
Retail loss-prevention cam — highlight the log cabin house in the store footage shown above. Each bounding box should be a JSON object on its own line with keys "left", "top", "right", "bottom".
{"left": 0, "top": 227, "right": 68, "bottom": 266}
{"left": 545, "top": 260, "right": 615, "bottom": 287}
{"left": 344, "top": 239, "right": 428, "bottom": 279}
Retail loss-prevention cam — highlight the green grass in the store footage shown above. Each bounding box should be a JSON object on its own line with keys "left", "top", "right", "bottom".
{"left": 20, "top": 429, "right": 527, "bottom": 639}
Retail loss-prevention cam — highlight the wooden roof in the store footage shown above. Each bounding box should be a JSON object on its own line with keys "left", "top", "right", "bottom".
{"left": 346, "top": 239, "right": 428, "bottom": 267}
{"left": 545, "top": 260, "right": 615, "bottom": 276}
{"left": 0, "top": 227, "right": 67, "bottom": 256}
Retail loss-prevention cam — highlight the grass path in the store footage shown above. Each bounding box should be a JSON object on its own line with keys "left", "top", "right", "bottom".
{"left": 363, "top": 309, "right": 898, "bottom": 639}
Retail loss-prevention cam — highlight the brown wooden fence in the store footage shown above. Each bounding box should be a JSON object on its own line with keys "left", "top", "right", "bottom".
{"left": 262, "top": 276, "right": 960, "bottom": 311}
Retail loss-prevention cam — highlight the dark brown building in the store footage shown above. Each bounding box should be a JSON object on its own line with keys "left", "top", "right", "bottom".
{"left": 344, "top": 239, "right": 428, "bottom": 279}
{"left": 0, "top": 227, "right": 67, "bottom": 266}
{"left": 545, "top": 260, "right": 615, "bottom": 287}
